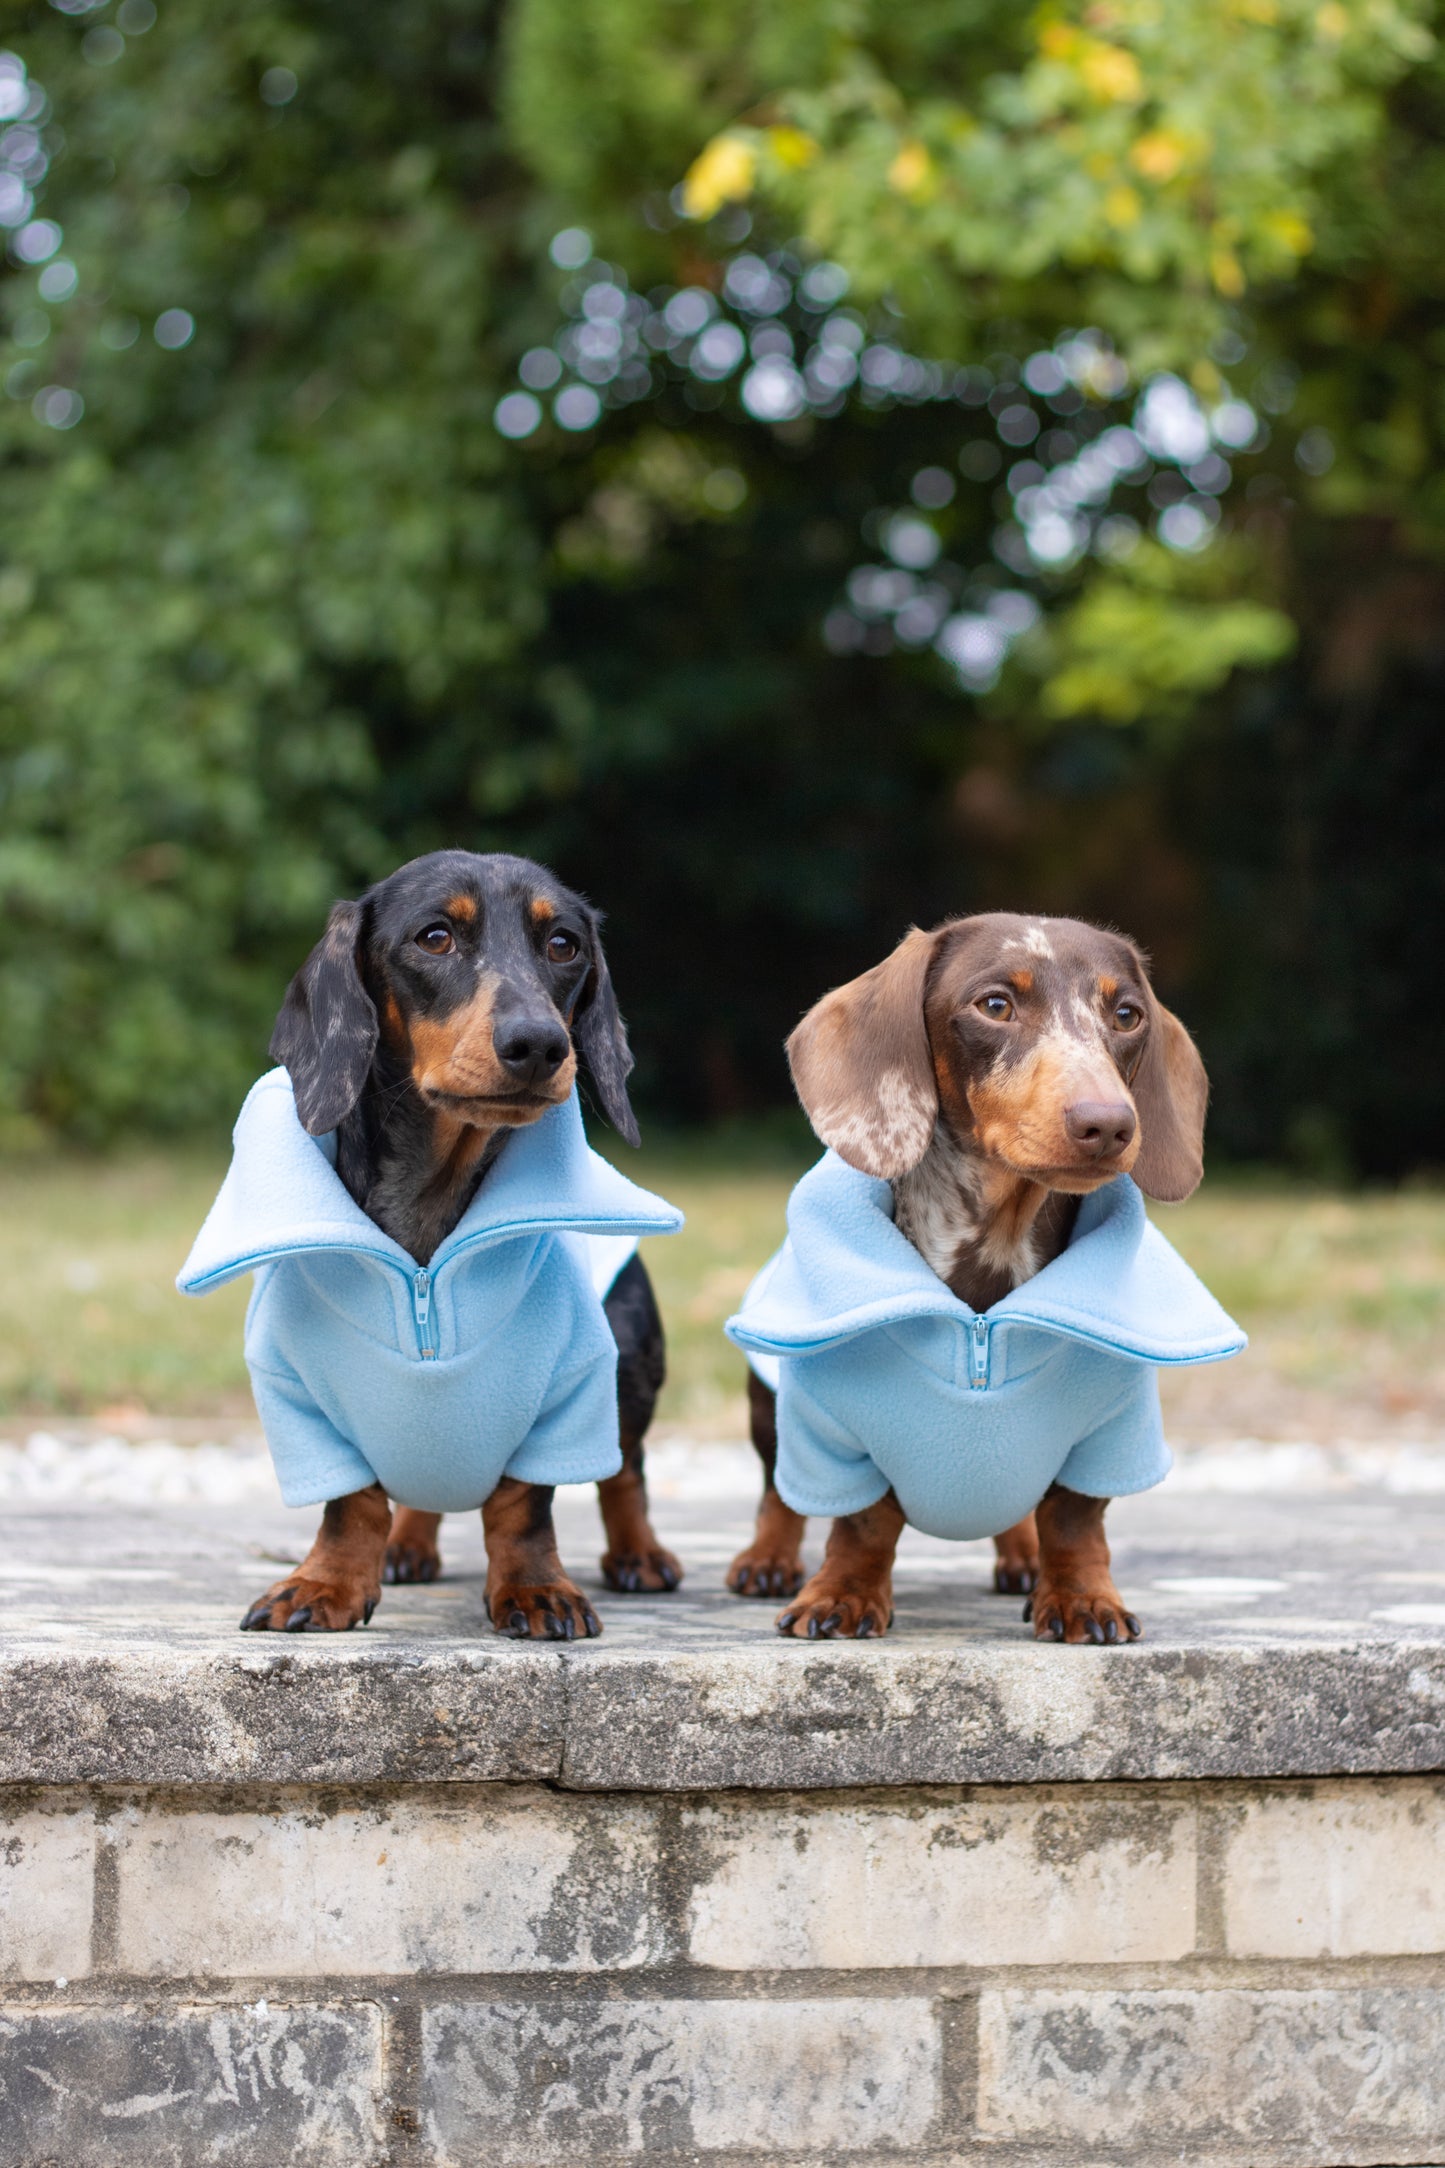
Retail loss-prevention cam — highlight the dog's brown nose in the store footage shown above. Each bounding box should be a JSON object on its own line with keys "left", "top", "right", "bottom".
{"left": 1064, "top": 1099, "right": 1136, "bottom": 1160}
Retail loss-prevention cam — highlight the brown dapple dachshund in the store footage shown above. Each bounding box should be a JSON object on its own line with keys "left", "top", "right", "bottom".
{"left": 727, "top": 912, "right": 1208, "bottom": 1644}
{"left": 240, "top": 849, "right": 679, "bottom": 1640}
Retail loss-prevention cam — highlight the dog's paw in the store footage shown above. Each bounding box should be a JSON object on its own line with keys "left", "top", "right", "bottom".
{"left": 991, "top": 1515, "right": 1039, "bottom": 1595}
{"left": 727, "top": 1543, "right": 806, "bottom": 1600}
{"left": 1024, "top": 1578, "right": 1141, "bottom": 1645}
{"left": 384, "top": 1538, "right": 442, "bottom": 1585}
{"left": 775, "top": 1570, "right": 892, "bottom": 1640}
{"left": 241, "top": 1572, "right": 379, "bottom": 1633}
{"left": 601, "top": 1546, "right": 683, "bottom": 1593}
{"left": 485, "top": 1578, "right": 602, "bottom": 1640}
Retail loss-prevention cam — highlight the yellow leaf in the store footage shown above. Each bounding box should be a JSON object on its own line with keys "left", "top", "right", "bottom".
{"left": 1039, "top": 22, "right": 1080, "bottom": 59}
{"left": 1316, "top": 1, "right": 1349, "bottom": 37}
{"left": 1262, "top": 207, "right": 1314, "bottom": 255}
{"left": 1105, "top": 184, "right": 1143, "bottom": 226}
{"left": 1079, "top": 41, "right": 1144, "bottom": 101}
{"left": 1210, "top": 246, "right": 1246, "bottom": 296}
{"left": 680, "top": 134, "right": 757, "bottom": 221}
{"left": 767, "top": 125, "right": 819, "bottom": 172}
{"left": 888, "top": 141, "right": 936, "bottom": 198}
{"left": 1130, "top": 128, "right": 1188, "bottom": 181}
{"left": 1230, "top": 0, "right": 1278, "bottom": 19}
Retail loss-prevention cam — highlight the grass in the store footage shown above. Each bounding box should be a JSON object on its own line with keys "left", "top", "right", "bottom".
{"left": 0, "top": 1140, "right": 1441, "bottom": 1439}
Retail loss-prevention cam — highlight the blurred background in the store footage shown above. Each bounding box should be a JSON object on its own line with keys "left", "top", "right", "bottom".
{"left": 0, "top": 0, "right": 1441, "bottom": 1483}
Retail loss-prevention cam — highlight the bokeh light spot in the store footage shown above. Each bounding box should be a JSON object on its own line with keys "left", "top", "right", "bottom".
{"left": 554, "top": 383, "right": 601, "bottom": 431}
{"left": 14, "top": 219, "right": 62, "bottom": 263}
{"left": 494, "top": 391, "right": 541, "bottom": 438}
{"left": 549, "top": 227, "right": 592, "bottom": 269}
{"left": 260, "top": 67, "right": 298, "bottom": 107}
{"left": 153, "top": 308, "right": 195, "bottom": 349}
{"left": 37, "top": 258, "right": 76, "bottom": 302}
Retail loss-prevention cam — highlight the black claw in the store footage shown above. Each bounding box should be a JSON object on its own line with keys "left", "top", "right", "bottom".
{"left": 382, "top": 1561, "right": 396, "bottom": 1584}
{"left": 1021, "top": 1597, "right": 1033, "bottom": 1622}
{"left": 856, "top": 1617, "right": 875, "bottom": 1638}
{"left": 1022, "top": 1567, "right": 1037, "bottom": 1592}
{"left": 420, "top": 1558, "right": 438, "bottom": 1583}
{"left": 1047, "top": 1613, "right": 1065, "bottom": 1640}
{"left": 806, "top": 1616, "right": 822, "bottom": 1639}
{"left": 658, "top": 1563, "right": 681, "bottom": 1591}
{"left": 777, "top": 1610, "right": 797, "bottom": 1633}
{"left": 362, "top": 1598, "right": 376, "bottom": 1624}
{"left": 1085, "top": 1617, "right": 1105, "bottom": 1644}
{"left": 284, "top": 1606, "right": 313, "bottom": 1632}
{"left": 1124, "top": 1613, "right": 1142, "bottom": 1639}
{"left": 820, "top": 1610, "right": 843, "bottom": 1637}
{"left": 1104, "top": 1617, "right": 1119, "bottom": 1643}
{"left": 506, "top": 1607, "right": 528, "bottom": 1635}
{"left": 582, "top": 1606, "right": 602, "bottom": 1636}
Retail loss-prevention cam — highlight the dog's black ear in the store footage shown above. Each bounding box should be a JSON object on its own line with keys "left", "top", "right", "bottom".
{"left": 573, "top": 912, "right": 640, "bottom": 1146}
{"left": 787, "top": 927, "right": 941, "bottom": 1177}
{"left": 269, "top": 899, "right": 378, "bottom": 1136}
{"left": 1128, "top": 988, "right": 1209, "bottom": 1203}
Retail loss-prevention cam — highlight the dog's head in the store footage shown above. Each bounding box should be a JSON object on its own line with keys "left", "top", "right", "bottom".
{"left": 270, "top": 851, "right": 638, "bottom": 1144}
{"left": 786, "top": 912, "right": 1208, "bottom": 1202}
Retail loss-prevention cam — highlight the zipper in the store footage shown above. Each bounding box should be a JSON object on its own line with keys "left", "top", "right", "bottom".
{"left": 968, "top": 1314, "right": 990, "bottom": 1391}
{"left": 412, "top": 1269, "right": 436, "bottom": 1360}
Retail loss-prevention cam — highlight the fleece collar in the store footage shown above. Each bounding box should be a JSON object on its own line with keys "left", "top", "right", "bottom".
{"left": 726, "top": 1150, "right": 1244, "bottom": 1367}
{"left": 178, "top": 1068, "right": 682, "bottom": 1293}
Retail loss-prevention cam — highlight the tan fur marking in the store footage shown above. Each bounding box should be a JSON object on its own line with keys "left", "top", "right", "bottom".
{"left": 410, "top": 978, "right": 576, "bottom": 1120}
{"left": 443, "top": 894, "right": 478, "bottom": 926}
{"left": 529, "top": 895, "right": 556, "bottom": 925}
{"left": 968, "top": 1030, "right": 1139, "bottom": 1184}
{"left": 1009, "top": 969, "right": 1033, "bottom": 994}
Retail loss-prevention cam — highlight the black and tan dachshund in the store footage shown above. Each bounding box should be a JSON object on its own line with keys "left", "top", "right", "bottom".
{"left": 240, "top": 849, "right": 679, "bottom": 1639}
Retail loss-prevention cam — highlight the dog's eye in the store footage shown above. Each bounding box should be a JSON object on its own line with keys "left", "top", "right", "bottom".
{"left": 1112, "top": 1001, "right": 1143, "bottom": 1032}
{"left": 546, "top": 930, "right": 580, "bottom": 965}
{"left": 976, "top": 994, "right": 1014, "bottom": 1022}
{"left": 416, "top": 924, "right": 454, "bottom": 955}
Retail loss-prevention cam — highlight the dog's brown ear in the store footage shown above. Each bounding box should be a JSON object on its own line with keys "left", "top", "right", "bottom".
{"left": 270, "top": 899, "right": 379, "bottom": 1136}
{"left": 573, "top": 911, "right": 640, "bottom": 1146}
{"left": 1129, "top": 997, "right": 1208, "bottom": 1202}
{"left": 787, "top": 927, "right": 941, "bottom": 1177}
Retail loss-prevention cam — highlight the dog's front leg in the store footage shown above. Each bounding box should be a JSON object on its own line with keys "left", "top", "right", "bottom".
{"left": 1028, "top": 1484, "right": 1141, "bottom": 1644}
{"left": 240, "top": 1482, "right": 390, "bottom": 1632}
{"left": 483, "top": 1477, "right": 602, "bottom": 1640}
{"left": 775, "top": 1491, "right": 905, "bottom": 1639}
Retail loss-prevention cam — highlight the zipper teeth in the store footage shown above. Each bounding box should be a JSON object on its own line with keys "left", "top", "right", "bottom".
{"left": 413, "top": 1269, "right": 435, "bottom": 1360}
{"left": 970, "top": 1315, "right": 989, "bottom": 1390}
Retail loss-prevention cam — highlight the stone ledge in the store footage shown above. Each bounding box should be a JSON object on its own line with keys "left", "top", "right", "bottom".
{"left": 2, "top": 1492, "right": 1443, "bottom": 1789}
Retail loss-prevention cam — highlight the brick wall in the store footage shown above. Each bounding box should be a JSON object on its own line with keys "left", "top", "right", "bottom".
{"left": 2, "top": 1775, "right": 1442, "bottom": 2165}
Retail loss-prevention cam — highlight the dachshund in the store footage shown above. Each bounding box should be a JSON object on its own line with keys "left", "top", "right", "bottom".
{"left": 728, "top": 912, "right": 1210, "bottom": 1644}
{"left": 239, "top": 849, "right": 679, "bottom": 1639}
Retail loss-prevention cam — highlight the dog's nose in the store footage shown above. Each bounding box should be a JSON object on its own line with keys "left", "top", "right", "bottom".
{"left": 494, "top": 1016, "right": 570, "bottom": 1086}
{"left": 1064, "top": 1099, "right": 1137, "bottom": 1160}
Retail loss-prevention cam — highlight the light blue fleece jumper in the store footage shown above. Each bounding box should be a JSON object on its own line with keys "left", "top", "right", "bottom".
{"left": 178, "top": 1070, "right": 683, "bottom": 1513}
{"left": 726, "top": 1153, "right": 1244, "bottom": 1541}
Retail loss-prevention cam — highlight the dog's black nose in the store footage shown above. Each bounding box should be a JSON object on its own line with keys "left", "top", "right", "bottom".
{"left": 494, "top": 1016, "right": 570, "bottom": 1086}
{"left": 1064, "top": 1099, "right": 1136, "bottom": 1159}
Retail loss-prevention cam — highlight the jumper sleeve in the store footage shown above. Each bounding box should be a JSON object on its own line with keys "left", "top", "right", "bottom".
{"left": 503, "top": 1349, "right": 624, "bottom": 1489}
{"left": 774, "top": 1362, "right": 892, "bottom": 1519}
{"left": 1055, "top": 1363, "right": 1172, "bottom": 1500}
{"left": 247, "top": 1356, "right": 381, "bottom": 1508}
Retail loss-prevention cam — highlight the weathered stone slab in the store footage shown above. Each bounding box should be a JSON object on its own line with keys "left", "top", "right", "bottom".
{"left": 976, "top": 1986, "right": 1445, "bottom": 2150}
{"left": 1222, "top": 1776, "right": 1445, "bottom": 1958}
{"left": 421, "top": 1995, "right": 940, "bottom": 2160}
{"left": 2, "top": 1494, "right": 1443, "bottom": 1789}
{"left": 0, "top": 2000, "right": 385, "bottom": 2166}
{"left": 0, "top": 1647, "right": 563, "bottom": 1787}
{"left": 682, "top": 1787, "right": 1196, "bottom": 1969}
{"left": 559, "top": 1639, "right": 1445, "bottom": 1790}
{"left": 113, "top": 1789, "right": 667, "bottom": 1976}
{"left": 0, "top": 1804, "right": 94, "bottom": 1981}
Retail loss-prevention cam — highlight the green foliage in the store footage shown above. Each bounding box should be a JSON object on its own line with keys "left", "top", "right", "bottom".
{"left": 1032, "top": 539, "right": 1297, "bottom": 727}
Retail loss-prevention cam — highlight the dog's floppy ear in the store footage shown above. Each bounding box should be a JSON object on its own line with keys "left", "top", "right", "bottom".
{"left": 787, "top": 927, "right": 941, "bottom": 1177}
{"left": 573, "top": 911, "right": 640, "bottom": 1146}
{"left": 269, "top": 899, "right": 379, "bottom": 1136}
{"left": 1128, "top": 989, "right": 1209, "bottom": 1203}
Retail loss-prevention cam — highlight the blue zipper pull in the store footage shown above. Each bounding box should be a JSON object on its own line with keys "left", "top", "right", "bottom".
{"left": 969, "top": 1314, "right": 990, "bottom": 1391}
{"left": 413, "top": 1269, "right": 436, "bottom": 1360}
